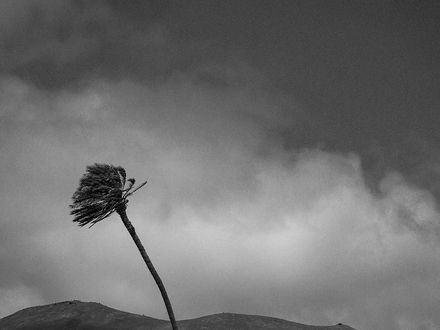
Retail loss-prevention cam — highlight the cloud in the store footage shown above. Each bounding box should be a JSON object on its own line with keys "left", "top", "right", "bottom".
{"left": 0, "top": 285, "right": 44, "bottom": 318}
{"left": 0, "top": 71, "right": 439, "bottom": 330}
{"left": 0, "top": 1, "right": 104, "bottom": 66}
{"left": 380, "top": 172, "right": 440, "bottom": 241}
{"left": 0, "top": 0, "right": 174, "bottom": 88}
{"left": 0, "top": 4, "right": 439, "bottom": 330}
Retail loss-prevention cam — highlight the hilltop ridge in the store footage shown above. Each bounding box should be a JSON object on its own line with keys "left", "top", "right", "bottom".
{"left": 0, "top": 300, "right": 356, "bottom": 330}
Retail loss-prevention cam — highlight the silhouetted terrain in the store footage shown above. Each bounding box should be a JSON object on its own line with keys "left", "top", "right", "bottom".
{"left": 0, "top": 301, "right": 356, "bottom": 330}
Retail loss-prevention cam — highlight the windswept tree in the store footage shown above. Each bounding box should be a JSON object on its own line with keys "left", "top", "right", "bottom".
{"left": 70, "top": 163, "right": 178, "bottom": 330}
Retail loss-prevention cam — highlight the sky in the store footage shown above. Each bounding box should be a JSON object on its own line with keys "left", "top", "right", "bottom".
{"left": 0, "top": 1, "right": 440, "bottom": 329}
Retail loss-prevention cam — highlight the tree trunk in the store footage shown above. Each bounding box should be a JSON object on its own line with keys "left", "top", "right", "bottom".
{"left": 116, "top": 205, "right": 178, "bottom": 330}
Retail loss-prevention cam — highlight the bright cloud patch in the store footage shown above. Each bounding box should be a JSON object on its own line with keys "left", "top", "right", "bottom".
{"left": 0, "top": 76, "right": 439, "bottom": 330}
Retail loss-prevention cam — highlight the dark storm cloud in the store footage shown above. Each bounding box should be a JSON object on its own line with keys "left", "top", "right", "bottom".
{"left": 166, "top": 1, "right": 440, "bottom": 203}
{"left": 1, "top": 2, "right": 440, "bottom": 330}
{"left": 0, "top": 0, "right": 175, "bottom": 87}
{"left": 3, "top": 0, "right": 439, "bottom": 203}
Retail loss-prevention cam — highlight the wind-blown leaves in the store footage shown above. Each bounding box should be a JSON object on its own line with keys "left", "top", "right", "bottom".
{"left": 70, "top": 164, "right": 145, "bottom": 227}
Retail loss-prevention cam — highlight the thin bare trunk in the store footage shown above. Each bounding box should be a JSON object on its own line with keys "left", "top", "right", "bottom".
{"left": 117, "top": 205, "right": 178, "bottom": 330}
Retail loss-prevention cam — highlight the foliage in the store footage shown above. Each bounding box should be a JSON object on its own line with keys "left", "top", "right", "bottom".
{"left": 70, "top": 163, "right": 146, "bottom": 227}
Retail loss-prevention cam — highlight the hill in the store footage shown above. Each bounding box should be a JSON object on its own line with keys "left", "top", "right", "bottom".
{"left": 0, "top": 300, "right": 356, "bottom": 330}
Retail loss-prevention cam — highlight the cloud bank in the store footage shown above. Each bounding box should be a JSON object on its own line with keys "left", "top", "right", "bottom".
{"left": 1, "top": 71, "right": 440, "bottom": 330}
{"left": 1, "top": 2, "right": 440, "bottom": 330}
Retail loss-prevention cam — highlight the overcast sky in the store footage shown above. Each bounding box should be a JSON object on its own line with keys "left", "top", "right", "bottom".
{"left": 1, "top": 1, "right": 440, "bottom": 329}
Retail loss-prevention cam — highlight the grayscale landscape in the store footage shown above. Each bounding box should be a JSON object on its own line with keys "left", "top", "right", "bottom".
{"left": 0, "top": 1, "right": 439, "bottom": 330}
{"left": 0, "top": 301, "right": 355, "bottom": 330}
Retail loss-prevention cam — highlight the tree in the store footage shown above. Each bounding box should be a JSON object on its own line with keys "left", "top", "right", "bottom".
{"left": 70, "top": 163, "right": 178, "bottom": 330}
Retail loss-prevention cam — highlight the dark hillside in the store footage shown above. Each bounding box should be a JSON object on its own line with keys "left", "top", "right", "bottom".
{"left": 173, "top": 313, "right": 356, "bottom": 330}
{"left": 0, "top": 301, "right": 356, "bottom": 330}
{"left": 0, "top": 300, "right": 166, "bottom": 330}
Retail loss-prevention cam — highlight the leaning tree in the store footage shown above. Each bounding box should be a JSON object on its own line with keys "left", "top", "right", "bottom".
{"left": 70, "top": 163, "right": 178, "bottom": 330}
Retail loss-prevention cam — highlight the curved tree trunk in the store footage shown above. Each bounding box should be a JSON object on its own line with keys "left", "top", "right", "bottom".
{"left": 116, "top": 206, "right": 178, "bottom": 330}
